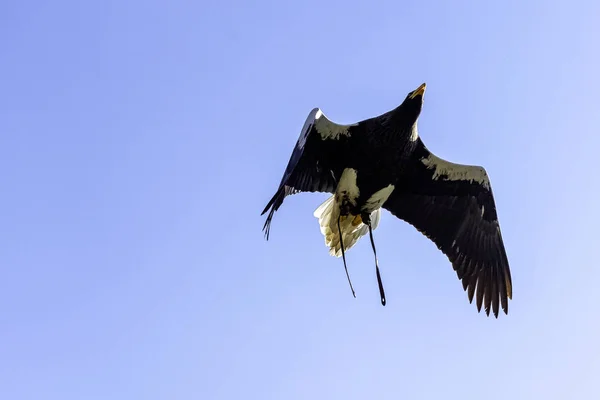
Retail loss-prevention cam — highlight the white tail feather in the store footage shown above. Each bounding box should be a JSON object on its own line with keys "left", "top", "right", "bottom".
{"left": 313, "top": 195, "right": 381, "bottom": 257}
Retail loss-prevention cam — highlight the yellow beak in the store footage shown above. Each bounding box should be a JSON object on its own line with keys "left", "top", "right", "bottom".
{"left": 409, "top": 83, "right": 427, "bottom": 99}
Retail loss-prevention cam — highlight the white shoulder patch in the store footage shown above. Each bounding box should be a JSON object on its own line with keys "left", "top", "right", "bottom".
{"left": 313, "top": 109, "right": 355, "bottom": 141}
{"left": 336, "top": 168, "right": 360, "bottom": 203}
{"left": 421, "top": 153, "right": 490, "bottom": 189}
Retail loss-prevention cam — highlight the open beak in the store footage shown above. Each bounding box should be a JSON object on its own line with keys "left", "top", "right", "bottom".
{"left": 409, "top": 83, "right": 427, "bottom": 100}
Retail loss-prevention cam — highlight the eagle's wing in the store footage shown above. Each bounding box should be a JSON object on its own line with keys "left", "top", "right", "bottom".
{"left": 261, "top": 108, "right": 356, "bottom": 239}
{"left": 383, "top": 138, "right": 512, "bottom": 317}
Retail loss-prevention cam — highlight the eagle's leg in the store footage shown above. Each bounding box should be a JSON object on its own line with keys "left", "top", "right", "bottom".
{"left": 362, "top": 212, "right": 386, "bottom": 306}
{"left": 337, "top": 213, "right": 356, "bottom": 298}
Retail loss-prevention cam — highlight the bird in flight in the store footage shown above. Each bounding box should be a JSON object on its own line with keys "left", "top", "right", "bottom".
{"left": 261, "top": 83, "right": 512, "bottom": 317}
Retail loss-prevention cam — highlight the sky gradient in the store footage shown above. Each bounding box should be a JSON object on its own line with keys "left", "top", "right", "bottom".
{"left": 2, "top": 1, "right": 600, "bottom": 399}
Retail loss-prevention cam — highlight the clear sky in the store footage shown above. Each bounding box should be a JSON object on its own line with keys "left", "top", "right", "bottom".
{"left": 2, "top": 1, "right": 599, "bottom": 399}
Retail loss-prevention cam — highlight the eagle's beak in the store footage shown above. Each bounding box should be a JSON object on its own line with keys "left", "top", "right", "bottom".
{"left": 409, "top": 83, "right": 427, "bottom": 100}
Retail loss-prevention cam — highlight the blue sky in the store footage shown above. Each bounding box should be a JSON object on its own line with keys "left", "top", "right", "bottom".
{"left": 1, "top": 0, "right": 599, "bottom": 398}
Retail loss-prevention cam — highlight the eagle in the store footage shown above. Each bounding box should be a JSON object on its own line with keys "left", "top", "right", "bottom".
{"left": 261, "top": 83, "right": 512, "bottom": 318}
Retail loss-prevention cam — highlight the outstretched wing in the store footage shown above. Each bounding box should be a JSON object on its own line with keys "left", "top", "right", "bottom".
{"left": 384, "top": 139, "right": 512, "bottom": 317}
{"left": 261, "top": 108, "right": 355, "bottom": 239}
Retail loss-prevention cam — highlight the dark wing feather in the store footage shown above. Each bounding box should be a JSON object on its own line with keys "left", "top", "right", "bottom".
{"left": 384, "top": 139, "right": 512, "bottom": 317}
{"left": 261, "top": 108, "right": 352, "bottom": 239}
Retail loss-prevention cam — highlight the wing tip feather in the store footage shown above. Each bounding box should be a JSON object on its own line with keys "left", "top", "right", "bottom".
{"left": 455, "top": 257, "right": 511, "bottom": 318}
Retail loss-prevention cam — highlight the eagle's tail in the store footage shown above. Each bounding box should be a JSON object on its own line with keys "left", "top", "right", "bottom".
{"left": 313, "top": 195, "right": 381, "bottom": 257}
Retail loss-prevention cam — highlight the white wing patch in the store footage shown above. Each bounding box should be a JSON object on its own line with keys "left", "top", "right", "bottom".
{"left": 297, "top": 107, "right": 356, "bottom": 144}
{"left": 421, "top": 153, "right": 490, "bottom": 189}
{"left": 313, "top": 109, "right": 355, "bottom": 141}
